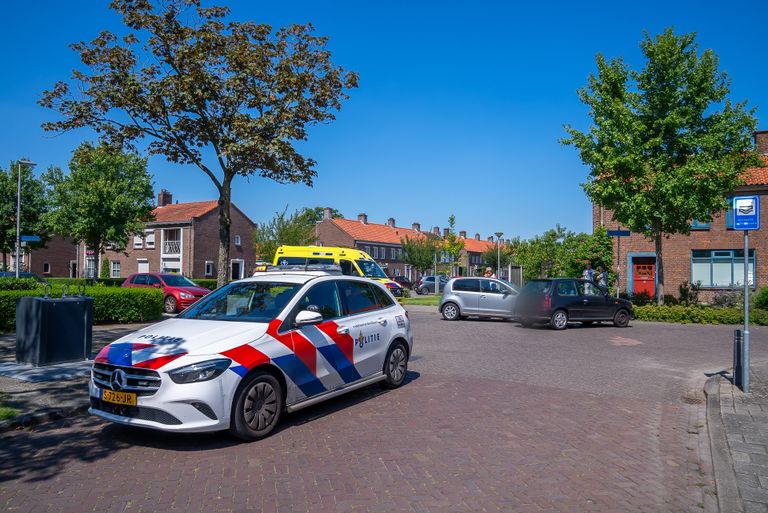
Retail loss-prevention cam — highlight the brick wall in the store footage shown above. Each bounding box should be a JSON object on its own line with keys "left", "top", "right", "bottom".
{"left": 593, "top": 192, "right": 768, "bottom": 300}
{"left": 192, "top": 206, "right": 256, "bottom": 279}
{"left": 315, "top": 220, "right": 354, "bottom": 248}
{"left": 27, "top": 237, "right": 79, "bottom": 277}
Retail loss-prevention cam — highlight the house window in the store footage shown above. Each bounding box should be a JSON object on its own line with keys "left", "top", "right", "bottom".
{"left": 111, "top": 261, "right": 121, "bottom": 278}
{"left": 391, "top": 248, "right": 397, "bottom": 260}
{"left": 691, "top": 249, "right": 755, "bottom": 288}
{"left": 85, "top": 257, "right": 96, "bottom": 278}
{"left": 691, "top": 219, "right": 710, "bottom": 230}
{"left": 145, "top": 230, "right": 155, "bottom": 249}
{"left": 364, "top": 246, "right": 371, "bottom": 256}
{"left": 133, "top": 234, "right": 143, "bottom": 249}
{"left": 234, "top": 235, "right": 241, "bottom": 246}
{"left": 205, "top": 261, "right": 214, "bottom": 277}
{"left": 371, "top": 247, "right": 378, "bottom": 258}
{"left": 43, "top": 262, "right": 51, "bottom": 274}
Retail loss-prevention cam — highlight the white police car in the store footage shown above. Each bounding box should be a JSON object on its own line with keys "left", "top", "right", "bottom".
{"left": 89, "top": 266, "right": 412, "bottom": 440}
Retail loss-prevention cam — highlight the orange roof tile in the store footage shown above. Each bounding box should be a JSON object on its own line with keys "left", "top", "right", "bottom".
{"left": 151, "top": 201, "right": 218, "bottom": 223}
{"left": 743, "top": 156, "right": 768, "bottom": 186}
{"left": 331, "top": 218, "right": 423, "bottom": 244}
{"left": 461, "top": 237, "right": 496, "bottom": 253}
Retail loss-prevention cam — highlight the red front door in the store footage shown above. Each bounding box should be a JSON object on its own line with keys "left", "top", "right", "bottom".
{"left": 633, "top": 257, "right": 656, "bottom": 296}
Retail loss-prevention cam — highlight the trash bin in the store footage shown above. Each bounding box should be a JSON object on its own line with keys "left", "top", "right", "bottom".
{"left": 16, "top": 286, "right": 93, "bottom": 366}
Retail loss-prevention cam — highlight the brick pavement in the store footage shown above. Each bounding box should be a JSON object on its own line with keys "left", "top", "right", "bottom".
{"left": 719, "top": 364, "right": 768, "bottom": 513}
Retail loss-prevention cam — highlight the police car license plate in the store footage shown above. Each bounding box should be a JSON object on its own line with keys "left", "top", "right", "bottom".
{"left": 101, "top": 389, "right": 137, "bottom": 406}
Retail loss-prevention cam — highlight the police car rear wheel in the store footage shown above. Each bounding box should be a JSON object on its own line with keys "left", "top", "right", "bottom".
{"left": 231, "top": 372, "right": 283, "bottom": 441}
{"left": 382, "top": 342, "right": 408, "bottom": 389}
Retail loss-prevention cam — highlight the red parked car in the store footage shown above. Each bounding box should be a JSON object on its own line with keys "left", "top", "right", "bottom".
{"left": 121, "top": 273, "right": 211, "bottom": 313}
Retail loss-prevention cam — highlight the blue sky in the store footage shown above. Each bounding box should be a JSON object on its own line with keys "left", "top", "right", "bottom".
{"left": 1, "top": 0, "right": 765, "bottom": 239}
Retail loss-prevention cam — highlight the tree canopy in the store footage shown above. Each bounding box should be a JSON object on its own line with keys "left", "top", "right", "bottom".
{"left": 442, "top": 215, "right": 465, "bottom": 275}
{"left": 400, "top": 234, "right": 440, "bottom": 275}
{"left": 0, "top": 161, "right": 49, "bottom": 269}
{"left": 252, "top": 206, "right": 335, "bottom": 262}
{"left": 44, "top": 142, "right": 155, "bottom": 275}
{"left": 40, "top": 0, "right": 358, "bottom": 286}
{"left": 562, "top": 28, "right": 759, "bottom": 303}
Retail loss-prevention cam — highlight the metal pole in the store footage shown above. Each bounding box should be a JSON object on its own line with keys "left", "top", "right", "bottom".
{"left": 743, "top": 230, "right": 750, "bottom": 394}
{"left": 497, "top": 241, "right": 500, "bottom": 278}
{"left": 616, "top": 235, "right": 621, "bottom": 297}
{"left": 15, "top": 162, "right": 21, "bottom": 278}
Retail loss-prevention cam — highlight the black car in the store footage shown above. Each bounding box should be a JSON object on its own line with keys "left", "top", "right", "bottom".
{"left": 515, "top": 278, "right": 633, "bottom": 330}
{"left": 392, "top": 276, "right": 413, "bottom": 289}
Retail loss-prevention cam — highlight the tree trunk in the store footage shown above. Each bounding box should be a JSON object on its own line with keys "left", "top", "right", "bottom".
{"left": 655, "top": 232, "right": 665, "bottom": 306}
{"left": 216, "top": 176, "right": 233, "bottom": 289}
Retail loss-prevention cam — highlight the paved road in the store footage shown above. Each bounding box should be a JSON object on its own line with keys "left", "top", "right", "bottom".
{"left": 2, "top": 311, "right": 766, "bottom": 512}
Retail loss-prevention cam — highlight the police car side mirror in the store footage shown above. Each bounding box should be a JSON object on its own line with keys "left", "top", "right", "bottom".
{"left": 295, "top": 310, "right": 323, "bottom": 327}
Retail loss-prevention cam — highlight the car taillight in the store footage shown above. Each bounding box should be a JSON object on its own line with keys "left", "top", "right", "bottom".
{"left": 542, "top": 296, "right": 551, "bottom": 309}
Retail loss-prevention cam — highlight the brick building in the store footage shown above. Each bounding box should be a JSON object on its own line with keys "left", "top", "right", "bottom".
{"left": 315, "top": 209, "right": 500, "bottom": 280}
{"left": 28, "top": 190, "right": 256, "bottom": 280}
{"left": 593, "top": 130, "right": 768, "bottom": 301}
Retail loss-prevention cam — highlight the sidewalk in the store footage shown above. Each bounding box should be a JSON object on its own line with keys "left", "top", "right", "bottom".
{"left": 709, "top": 365, "right": 768, "bottom": 513}
{"left": 0, "top": 322, "right": 151, "bottom": 431}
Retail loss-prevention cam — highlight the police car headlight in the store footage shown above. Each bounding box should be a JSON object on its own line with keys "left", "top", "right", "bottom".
{"left": 168, "top": 359, "right": 231, "bottom": 384}
{"left": 179, "top": 292, "right": 195, "bottom": 299}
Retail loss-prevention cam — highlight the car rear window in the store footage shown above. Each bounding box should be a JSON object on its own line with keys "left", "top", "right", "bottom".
{"left": 453, "top": 279, "right": 480, "bottom": 292}
{"left": 523, "top": 280, "right": 551, "bottom": 294}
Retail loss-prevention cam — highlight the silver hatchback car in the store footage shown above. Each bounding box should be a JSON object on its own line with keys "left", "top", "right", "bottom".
{"left": 439, "top": 277, "right": 520, "bottom": 320}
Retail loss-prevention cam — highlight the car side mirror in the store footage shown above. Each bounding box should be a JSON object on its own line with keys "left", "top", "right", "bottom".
{"left": 295, "top": 309, "right": 323, "bottom": 327}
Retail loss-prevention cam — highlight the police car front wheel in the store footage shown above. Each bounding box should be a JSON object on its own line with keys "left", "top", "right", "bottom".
{"left": 230, "top": 371, "right": 284, "bottom": 441}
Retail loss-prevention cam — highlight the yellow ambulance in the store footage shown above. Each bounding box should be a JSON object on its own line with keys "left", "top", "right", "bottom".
{"left": 272, "top": 245, "right": 404, "bottom": 296}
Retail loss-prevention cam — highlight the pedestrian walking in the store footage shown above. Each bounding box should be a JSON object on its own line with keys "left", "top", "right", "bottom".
{"left": 596, "top": 265, "right": 608, "bottom": 293}
{"left": 484, "top": 267, "right": 496, "bottom": 278}
{"left": 582, "top": 263, "right": 595, "bottom": 283}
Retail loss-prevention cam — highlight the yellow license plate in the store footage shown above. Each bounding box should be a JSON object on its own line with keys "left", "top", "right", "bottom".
{"left": 101, "top": 389, "right": 137, "bottom": 406}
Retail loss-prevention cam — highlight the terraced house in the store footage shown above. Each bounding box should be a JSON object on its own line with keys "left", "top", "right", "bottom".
{"left": 593, "top": 130, "right": 768, "bottom": 301}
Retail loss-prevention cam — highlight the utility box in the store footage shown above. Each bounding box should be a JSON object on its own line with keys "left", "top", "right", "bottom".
{"left": 16, "top": 295, "right": 93, "bottom": 366}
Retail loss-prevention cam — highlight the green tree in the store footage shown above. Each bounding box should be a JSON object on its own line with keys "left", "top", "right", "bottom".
{"left": 253, "top": 207, "right": 318, "bottom": 262}
{"left": 442, "top": 215, "right": 465, "bottom": 275}
{"left": 40, "top": 0, "right": 358, "bottom": 288}
{"left": 562, "top": 28, "right": 759, "bottom": 304}
{"left": 301, "top": 207, "right": 343, "bottom": 224}
{"left": 481, "top": 243, "right": 513, "bottom": 274}
{"left": 0, "top": 161, "right": 50, "bottom": 270}
{"left": 401, "top": 234, "right": 440, "bottom": 276}
{"left": 44, "top": 143, "right": 154, "bottom": 277}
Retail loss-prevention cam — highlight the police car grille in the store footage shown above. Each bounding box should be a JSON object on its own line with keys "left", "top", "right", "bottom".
{"left": 92, "top": 363, "right": 161, "bottom": 396}
{"left": 90, "top": 398, "right": 181, "bottom": 425}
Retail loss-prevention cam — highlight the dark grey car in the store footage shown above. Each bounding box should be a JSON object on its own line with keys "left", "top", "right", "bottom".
{"left": 415, "top": 275, "right": 449, "bottom": 295}
{"left": 439, "top": 277, "right": 519, "bottom": 320}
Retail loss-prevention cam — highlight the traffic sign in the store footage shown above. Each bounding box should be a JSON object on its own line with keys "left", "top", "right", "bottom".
{"left": 20, "top": 235, "right": 41, "bottom": 242}
{"left": 733, "top": 196, "right": 760, "bottom": 231}
{"left": 607, "top": 230, "right": 630, "bottom": 237}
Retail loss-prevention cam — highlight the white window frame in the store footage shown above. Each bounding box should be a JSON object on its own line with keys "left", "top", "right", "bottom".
{"left": 372, "top": 247, "right": 378, "bottom": 258}
{"left": 111, "top": 261, "right": 121, "bottom": 278}
{"left": 391, "top": 248, "right": 397, "bottom": 260}
{"left": 145, "top": 230, "right": 155, "bottom": 249}
{"left": 205, "top": 261, "right": 214, "bottom": 277}
{"left": 43, "top": 262, "right": 51, "bottom": 274}
{"left": 234, "top": 235, "right": 241, "bottom": 246}
{"left": 133, "top": 234, "right": 143, "bottom": 249}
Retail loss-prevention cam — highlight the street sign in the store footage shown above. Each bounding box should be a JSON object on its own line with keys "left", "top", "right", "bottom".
{"left": 20, "top": 235, "right": 41, "bottom": 242}
{"left": 733, "top": 196, "right": 760, "bottom": 231}
{"left": 607, "top": 229, "right": 630, "bottom": 237}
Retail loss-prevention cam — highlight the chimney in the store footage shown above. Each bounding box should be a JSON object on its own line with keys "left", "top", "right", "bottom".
{"left": 432, "top": 226, "right": 440, "bottom": 235}
{"left": 358, "top": 213, "right": 368, "bottom": 224}
{"left": 474, "top": 233, "right": 480, "bottom": 240}
{"left": 443, "top": 228, "right": 450, "bottom": 237}
{"left": 323, "top": 207, "right": 333, "bottom": 220}
{"left": 412, "top": 222, "right": 421, "bottom": 232}
{"left": 487, "top": 236, "right": 494, "bottom": 242}
{"left": 756, "top": 130, "right": 768, "bottom": 155}
{"left": 459, "top": 230, "right": 466, "bottom": 238}
{"left": 157, "top": 189, "right": 172, "bottom": 207}
{"left": 387, "top": 217, "right": 396, "bottom": 227}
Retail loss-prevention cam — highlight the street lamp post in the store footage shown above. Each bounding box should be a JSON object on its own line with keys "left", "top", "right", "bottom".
{"left": 15, "top": 159, "right": 37, "bottom": 278}
{"left": 494, "top": 232, "right": 503, "bottom": 278}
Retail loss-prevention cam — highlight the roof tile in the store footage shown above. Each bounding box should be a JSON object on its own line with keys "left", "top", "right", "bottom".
{"left": 743, "top": 156, "right": 768, "bottom": 186}
{"left": 151, "top": 201, "right": 218, "bottom": 223}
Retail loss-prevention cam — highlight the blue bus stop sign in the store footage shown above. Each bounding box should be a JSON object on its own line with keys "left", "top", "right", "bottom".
{"left": 733, "top": 196, "right": 760, "bottom": 231}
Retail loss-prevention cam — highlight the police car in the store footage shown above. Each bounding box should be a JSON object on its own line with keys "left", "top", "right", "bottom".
{"left": 89, "top": 266, "right": 412, "bottom": 440}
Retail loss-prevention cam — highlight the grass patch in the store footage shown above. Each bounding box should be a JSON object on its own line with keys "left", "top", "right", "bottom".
{"left": 401, "top": 295, "right": 440, "bottom": 306}
{"left": 0, "top": 395, "right": 18, "bottom": 421}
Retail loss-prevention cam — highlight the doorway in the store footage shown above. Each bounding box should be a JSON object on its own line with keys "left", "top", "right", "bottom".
{"left": 632, "top": 256, "right": 656, "bottom": 296}
{"left": 230, "top": 259, "right": 244, "bottom": 280}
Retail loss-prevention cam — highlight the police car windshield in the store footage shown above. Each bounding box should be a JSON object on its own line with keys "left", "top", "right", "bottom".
{"left": 178, "top": 281, "right": 301, "bottom": 323}
{"left": 356, "top": 260, "right": 388, "bottom": 279}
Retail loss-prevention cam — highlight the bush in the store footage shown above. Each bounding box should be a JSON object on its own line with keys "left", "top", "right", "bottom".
{"left": 0, "top": 287, "right": 163, "bottom": 332}
{"left": 47, "top": 277, "right": 124, "bottom": 287}
{"left": 754, "top": 287, "right": 768, "bottom": 310}
{"left": 712, "top": 290, "right": 743, "bottom": 308}
{"left": 192, "top": 278, "right": 219, "bottom": 290}
{"left": 634, "top": 305, "right": 768, "bottom": 325}
{"left": 678, "top": 280, "right": 701, "bottom": 306}
{"left": 0, "top": 278, "right": 40, "bottom": 291}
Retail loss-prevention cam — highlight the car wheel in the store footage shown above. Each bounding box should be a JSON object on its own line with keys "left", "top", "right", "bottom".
{"left": 230, "top": 371, "right": 283, "bottom": 441}
{"left": 550, "top": 310, "right": 568, "bottom": 330}
{"left": 164, "top": 295, "right": 178, "bottom": 313}
{"left": 613, "top": 309, "right": 630, "bottom": 328}
{"left": 382, "top": 341, "right": 409, "bottom": 389}
{"left": 419, "top": 287, "right": 430, "bottom": 295}
{"left": 441, "top": 302, "right": 460, "bottom": 321}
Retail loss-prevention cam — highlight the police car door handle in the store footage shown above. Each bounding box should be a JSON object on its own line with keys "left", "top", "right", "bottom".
{"left": 337, "top": 326, "right": 349, "bottom": 335}
{"left": 377, "top": 318, "right": 387, "bottom": 326}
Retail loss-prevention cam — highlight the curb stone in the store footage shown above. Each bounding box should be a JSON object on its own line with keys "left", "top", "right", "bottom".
{"left": 704, "top": 375, "right": 744, "bottom": 513}
{"left": 0, "top": 400, "right": 89, "bottom": 433}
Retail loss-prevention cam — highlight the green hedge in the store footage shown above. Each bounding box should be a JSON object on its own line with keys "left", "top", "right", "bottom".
{"left": 0, "top": 287, "right": 163, "bottom": 333}
{"left": 634, "top": 305, "right": 768, "bottom": 325}
{"left": 192, "top": 278, "right": 219, "bottom": 290}
{"left": 0, "top": 278, "right": 40, "bottom": 291}
{"left": 47, "top": 277, "right": 125, "bottom": 287}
